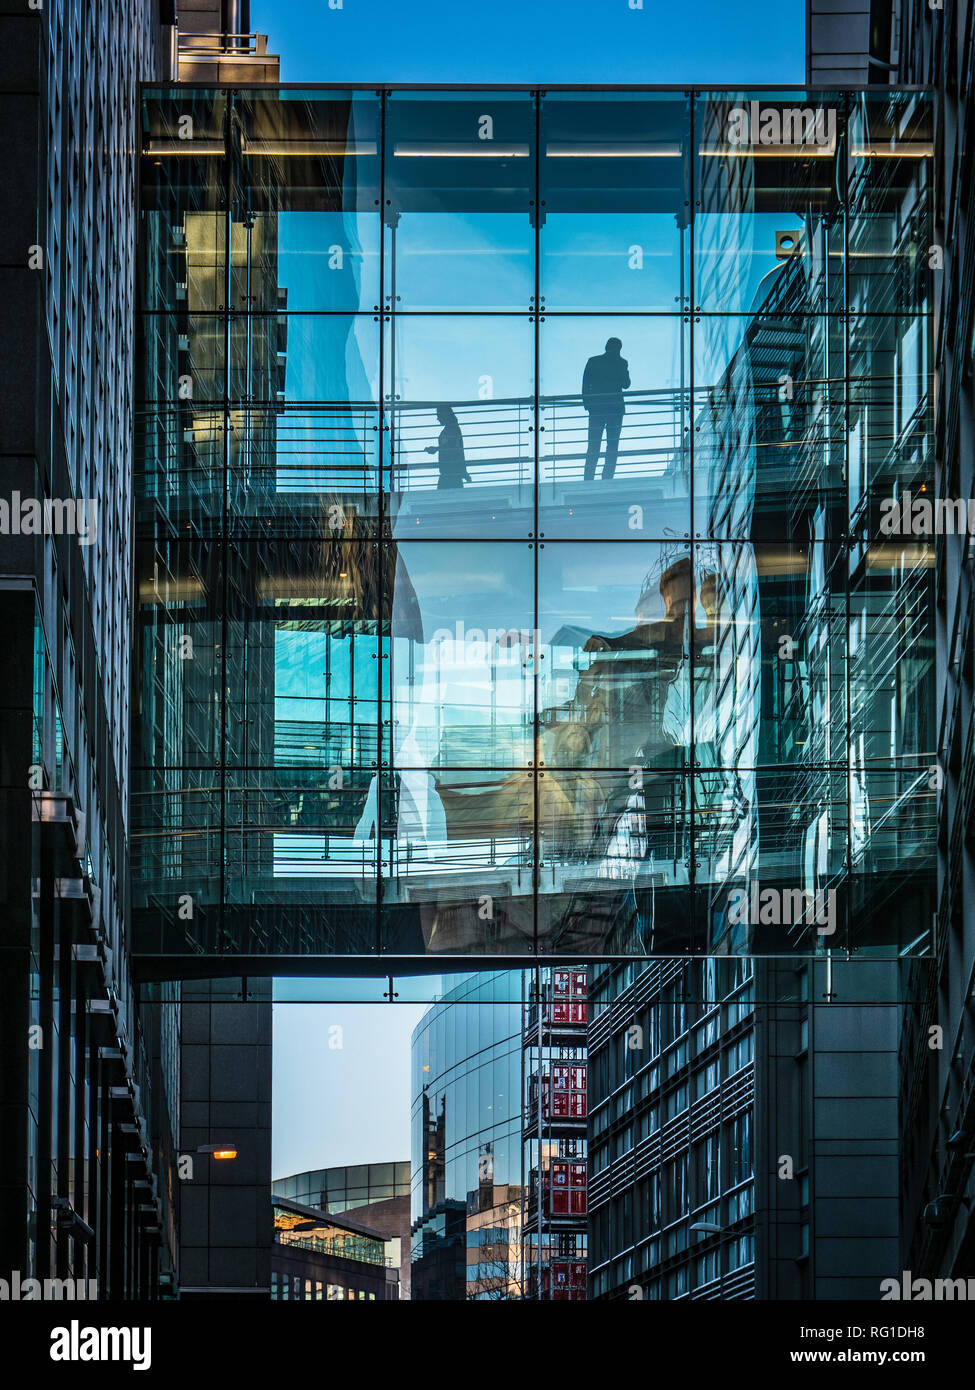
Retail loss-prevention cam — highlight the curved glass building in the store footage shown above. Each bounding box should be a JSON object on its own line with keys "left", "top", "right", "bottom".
{"left": 410, "top": 973, "right": 524, "bottom": 1299}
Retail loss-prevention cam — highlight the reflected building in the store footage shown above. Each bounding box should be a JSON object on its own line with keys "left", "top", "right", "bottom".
{"left": 273, "top": 1161, "right": 412, "bottom": 1298}
{"left": 410, "top": 974, "right": 524, "bottom": 1299}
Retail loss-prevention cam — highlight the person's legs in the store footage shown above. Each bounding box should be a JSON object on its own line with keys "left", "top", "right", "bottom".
{"left": 584, "top": 412, "right": 605, "bottom": 482}
{"left": 602, "top": 413, "right": 623, "bottom": 479}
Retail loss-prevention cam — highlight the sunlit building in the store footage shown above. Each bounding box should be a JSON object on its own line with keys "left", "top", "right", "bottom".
{"left": 272, "top": 1196, "right": 399, "bottom": 1301}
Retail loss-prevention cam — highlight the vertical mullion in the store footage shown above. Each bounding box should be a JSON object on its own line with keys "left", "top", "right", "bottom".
{"left": 688, "top": 90, "right": 698, "bottom": 956}
{"left": 219, "top": 89, "right": 232, "bottom": 952}
{"left": 377, "top": 89, "right": 388, "bottom": 958}
{"left": 533, "top": 90, "right": 541, "bottom": 959}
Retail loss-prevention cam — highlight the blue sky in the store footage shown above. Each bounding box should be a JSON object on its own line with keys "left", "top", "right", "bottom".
{"left": 251, "top": 0, "right": 804, "bottom": 86}
{"left": 265, "top": 0, "right": 805, "bottom": 1181}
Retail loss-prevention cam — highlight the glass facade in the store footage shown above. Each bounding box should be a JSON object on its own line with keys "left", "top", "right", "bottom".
{"left": 410, "top": 973, "right": 524, "bottom": 1298}
{"left": 272, "top": 1161, "right": 410, "bottom": 1214}
{"left": 133, "top": 86, "right": 935, "bottom": 964}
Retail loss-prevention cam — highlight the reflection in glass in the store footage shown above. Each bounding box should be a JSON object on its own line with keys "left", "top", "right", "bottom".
{"left": 385, "top": 93, "right": 534, "bottom": 311}
{"left": 134, "top": 86, "right": 937, "bottom": 961}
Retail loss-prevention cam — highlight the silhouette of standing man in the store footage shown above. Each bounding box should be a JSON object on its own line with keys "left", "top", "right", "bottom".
{"left": 582, "top": 337, "right": 630, "bottom": 481}
{"left": 425, "top": 404, "right": 471, "bottom": 490}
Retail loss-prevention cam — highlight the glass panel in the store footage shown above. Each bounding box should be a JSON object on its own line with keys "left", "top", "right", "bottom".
{"left": 387, "top": 540, "right": 534, "bottom": 768}
{"left": 537, "top": 540, "right": 692, "bottom": 770}
{"left": 223, "top": 539, "right": 381, "bottom": 770}
{"left": 536, "top": 769, "right": 693, "bottom": 954}
{"left": 227, "top": 404, "right": 382, "bottom": 538}
{"left": 385, "top": 316, "right": 534, "bottom": 538}
{"left": 538, "top": 316, "right": 689, "bottom": 538}
{"left": 140, "top": 314, "right": 226, "bottom": 402}
{"left": 131, "top": 767, "right": 223, "bottom": 954}
{"left": 224, "top": 769, "right": 378, "bottom": 953}
{"left": 384, "top": 92, "right": 535, "bottom": 311}
{"left": 695, "top": 767, "right": 848, "bottom": 954}
{"left": 846, "top": 91, "right": 934, "bottom": 320}
{"left": 848, "top": 541, "right": 934, "bottom": 766}
{"left": 234, "top": 90, "right": 381, "bottom": 313}
{"left": 381, "top": 769, "right": 535, "bottom": 956}
{"left": 694, "top": 91, "right": 844, "bottom": 316}
{"left": 540, "top": 93, "right": 690, "bottom": 312}
{"left": 230, "top": 313, "right": 380, "bottom": 404}
{"left": 849, "top": 761, "right": 936, "bottom": 952}
{"left": 698, "top": 542, "right": 847, "bottom": 770}
{"left": 136, "top": 405, "right": 224, "bottom": 539}
{"left": 693, "top": 312, "right": 842, "bottom": 542}
{"left": 134, "top": 539, "right": 221, "bottom": 768}
{"left": 140, "top": 89, "right": 229, "bottom": 313}
{"left": 847, "top": 313, "right": 934, "bottom": 513}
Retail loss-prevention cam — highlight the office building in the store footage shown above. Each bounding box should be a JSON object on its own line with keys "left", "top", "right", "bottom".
{"left": 0, "top": 0, "right": 170, "bottom": 1299}
{"left": 0, "top": 0, "right": 954, "bottom": 1304}
{"left": 411, "top": 974, "right": 524, "bottom": 1299}
{"left": 272, "top": 1195, "right": 399, "bottom": 1300}
{"left": 815, "top": 0, "right": 975, "bottom": 1287}
{"left": 273, "top": 1161, "right": 411, "bottom": 1297}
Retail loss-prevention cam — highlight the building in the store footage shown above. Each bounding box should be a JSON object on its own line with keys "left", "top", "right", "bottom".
{"left": 272, "top": 1196, "right": 399, "bottom": 1301}
{"left": 0, "top": 0, "right": 951, "bottom": 1304}
{"left": 588, "top": 957, "right": 904, "bottom": 1300}
{"left": 411, "top": 974, "right": 524, "bottom": 1299}
{"left": 0, "top": 0, "right": 170, "bottom": 1300}
{"left": 130, "top": 82, "right": 934, "bottom": 975}
{"left": 523, "top": 968, "right": 589, "bottom": 1299}
{"left": 0, "top": 0, "right": 285, "bottom": 1302}
{"left": 818, "top": 0, "right": 975, "bottom": 1289}
{"left": 273, "top": 1162, "right": 412, "bottom": 1297}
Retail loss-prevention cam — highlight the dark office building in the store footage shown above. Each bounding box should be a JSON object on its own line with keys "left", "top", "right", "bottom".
{"left": 0, "top": 0, "right": 171, "bottom": 1298}
{"left": 0, "top": 0, "right": 283, "bottom": 1301}
{"left": 589, "top": 958, "right": 905, "bottom": 1300}
{"left": 818, "top": 0, "right": 975, "bottom": 1286}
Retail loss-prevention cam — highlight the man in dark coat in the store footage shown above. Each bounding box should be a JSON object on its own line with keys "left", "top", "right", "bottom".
{"left": 582, "top": 337, "right": 630, "bottom": 481}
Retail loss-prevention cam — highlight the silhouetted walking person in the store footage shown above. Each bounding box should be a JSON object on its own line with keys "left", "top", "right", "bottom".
{"left": 582, "top": 337, "right": 630, "bottom": 481}
{"left": 426, "top": 405, "right": 471, "bottom": 490}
